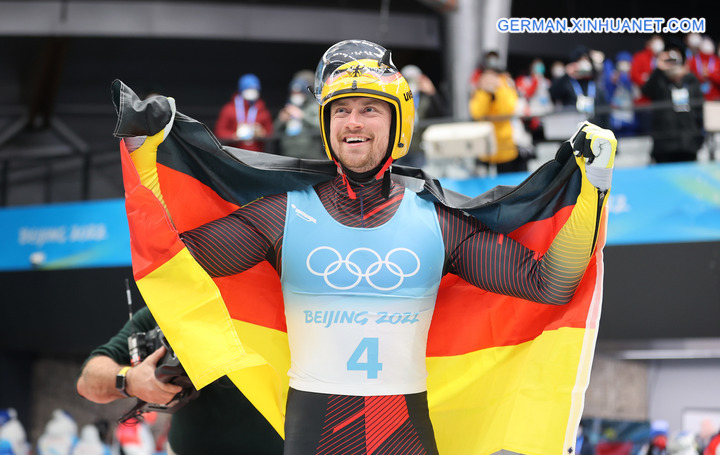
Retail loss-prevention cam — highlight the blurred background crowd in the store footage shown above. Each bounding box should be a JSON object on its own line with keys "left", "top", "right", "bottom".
{"left": 205, "top": 31, "right": 720, "bottom": 178}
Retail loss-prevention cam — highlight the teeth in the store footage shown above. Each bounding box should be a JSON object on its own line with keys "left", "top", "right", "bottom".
{"left": 345, "top": 137, "right": 367, "bottom": 143}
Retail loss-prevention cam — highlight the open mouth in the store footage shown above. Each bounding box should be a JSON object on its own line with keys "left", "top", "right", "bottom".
{"left": 344, "top": 137, "right": 369, "bottom": 143}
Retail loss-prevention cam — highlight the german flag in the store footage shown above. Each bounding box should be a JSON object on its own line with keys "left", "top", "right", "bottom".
{"left": 113, "top": 80, "right": 605, "bottom": 455}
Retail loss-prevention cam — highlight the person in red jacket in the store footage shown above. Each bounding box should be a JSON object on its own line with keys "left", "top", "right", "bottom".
{"left": 687, "top": 36, "right": 720, "bottom": 101}
{"left": 516, "top": 58, "right": 553, "bottom": 141}
{"left": 631, "top": 35, "right": 665, "bottom": 98}
{"left": 631, "top": 34, "right": 665, "bottom": 133}
{"left": 214, "top": 73, "right": 274, "bottom": 152}
{"left": 705, "top": 432, "right": 720, "bottom": 455}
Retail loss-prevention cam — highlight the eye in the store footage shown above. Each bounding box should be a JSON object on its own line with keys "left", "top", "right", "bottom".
{"left": 364, "top": 103, "right": 386, "bottom": 114}
{"left": 364, "top": 102, "right": 388, "bottom": 115}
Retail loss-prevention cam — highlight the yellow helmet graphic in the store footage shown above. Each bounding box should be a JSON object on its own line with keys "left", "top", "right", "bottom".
{"left": 314, "top": 40, "right": 415, "bottom": 162}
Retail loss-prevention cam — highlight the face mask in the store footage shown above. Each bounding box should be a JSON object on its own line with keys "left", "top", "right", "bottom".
{"left": 576, "top": 59, "right": 592, "bottom": 75}
{"left": 650, "top": 39, "right": 664, "bottom": 55}
{"left": 485, "top": 56, "right": 502, "bottom": 72}
{"left": 687, "top": 34, "right": 702, "bottom": 48}
{"left": 289, "top": 93, "right": 306, "bottom": 106}
{"left": 552, "top": 64, "right": 565, "bottom": 79}
{"left": 700, "top": 39, "right": 715, "bottom": 55}
{"left": 617, "top": 61, "right": 631, "bottom": 73}
{"left": 242, "top": 88, "right": 259, "bottom": 102}
{"left": 532, "top": 62, "right": 545, "bottom": 75}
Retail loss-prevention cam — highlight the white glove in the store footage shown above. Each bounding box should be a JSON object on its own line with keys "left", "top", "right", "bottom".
{"left": 570, "top": 121, "right": 617, "bottom": 191}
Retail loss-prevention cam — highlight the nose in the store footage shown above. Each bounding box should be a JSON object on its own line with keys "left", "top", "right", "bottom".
{"left": 345, "top": 110, "right": 364, "bottom": 129}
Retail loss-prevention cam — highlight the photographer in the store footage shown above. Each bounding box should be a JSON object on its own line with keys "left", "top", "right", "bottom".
{"left": 468, "top": 50, "right": 527, "bottom": 173}
{"left": 550, "top": 45, "right": 611, "bottom": 129}
{"left": 641, "top": 41, "right": 705, "bottom": 163}
{"left": 76, "top": 306, "right": 283, "bottom": 454}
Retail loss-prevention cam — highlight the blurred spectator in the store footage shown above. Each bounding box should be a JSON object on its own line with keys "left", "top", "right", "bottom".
{"left": 605, "top": 51, "right": 639, "bottom": 136}
{"left": 631, "top": 34, "right": 665, "bottom": 91}
{"left": 36, "top": 409, "right": 78, "bottom": 455}
{"left": 550, "top": 45, "right": 610, "bottom": 128}
{"left": 640, "top": 420, "right": 669, "bottom": 455}
{"left": 696, "top": 419, "right": 718, "bottom": 454}
{"left": 469, "top": 50, "right": 527, "bottom": 173}
{"left": 0, "top": 408, "right": 30, "bottom": 455}
{"left": 590, "top": 48, "right": 609, "bottom": 84}
{"left": 515, "top": 58, "right": 553, "bottom": 141}
{"left": 631, "top": 34, "right": 666, "bottom": 133}
{"left": 685, "top": 32, "right": 703, "bottom": 60}
{"left": 396, "top": 64, "right": 447, "bottom": 168}
{"left": 114, "top": 417, "right": 155, "bottom": 455}
{"left": 214, "top": 73, "right": 274, "bottom": 152}
{"left": 550, "top": 60, "right": 566, "bottom": 83}
{"left": 667, "top": 431, "right": 699, "bottom": 455}
{"left": 687, "top": 36, "right": 720, "bottom": 100}
{"left": 70, "top": 424, "right": 110, "bottom": 455}
{"left": 705, "top": 431, "right": 720, "bottom": 455}
{"left": 274, "top": 69, "right": 324, "bottom": 159}
{"left": 641, "top": 41, "right": 705, "bottom": 163}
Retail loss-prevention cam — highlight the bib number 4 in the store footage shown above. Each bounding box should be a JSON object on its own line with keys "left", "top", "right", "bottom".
{"left": 347, "top": 337, "right": 383, "bottom": 379}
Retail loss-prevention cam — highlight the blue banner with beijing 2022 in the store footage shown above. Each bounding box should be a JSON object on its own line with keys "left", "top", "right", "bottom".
{"left": 0, "top": 162, "right": 718, "bottom": 271}
{"left": 441, "top": 161, "right": 720, "bottom": 247}
{"left": 0, "top": 198, "right": 130, "bottom": 271}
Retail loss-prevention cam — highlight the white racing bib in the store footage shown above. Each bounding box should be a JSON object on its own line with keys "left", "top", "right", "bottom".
{"left": 281, "top": 187, "right": 444, "bottom": 396}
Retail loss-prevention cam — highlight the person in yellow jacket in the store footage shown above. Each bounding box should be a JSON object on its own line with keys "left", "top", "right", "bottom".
{"left": 469, "top": 51, "right": 528, "bottom": 173}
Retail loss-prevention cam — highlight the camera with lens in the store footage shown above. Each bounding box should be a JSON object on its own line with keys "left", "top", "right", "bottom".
{"left": 120, "top": 327, "right": 198, "bottom": 422}
{"left": 129, "top": 327, "right": 195, "bottom": 390}
{"left": 128, "top": 326, "right": 160, "bottom": 366}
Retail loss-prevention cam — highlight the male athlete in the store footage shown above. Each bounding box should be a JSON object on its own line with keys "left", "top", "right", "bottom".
{"left": 156, "top": 40, "right": 616, "bottom": 454}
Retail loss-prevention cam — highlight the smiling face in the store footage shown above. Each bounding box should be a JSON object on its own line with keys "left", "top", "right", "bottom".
{"left": 328, "top": 97, "right": 392, "bottom": 174}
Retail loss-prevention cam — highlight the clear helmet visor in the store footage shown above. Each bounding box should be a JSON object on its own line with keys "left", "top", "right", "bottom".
{"left": 313, "top": 40, "right": 399, "bottom": 104}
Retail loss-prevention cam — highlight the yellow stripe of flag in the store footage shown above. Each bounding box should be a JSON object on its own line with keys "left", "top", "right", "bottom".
{"left": 427, "top": 327, "right": 594, "bottom": 455}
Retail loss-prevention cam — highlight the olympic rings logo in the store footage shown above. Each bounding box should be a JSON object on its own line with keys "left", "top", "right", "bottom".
{"left": 306, "top": 246, "right": 421, "bottom": 291}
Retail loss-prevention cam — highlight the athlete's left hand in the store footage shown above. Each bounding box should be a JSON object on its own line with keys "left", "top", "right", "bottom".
{"left": 570, "top": 121, "right": 617, "bottom": 191}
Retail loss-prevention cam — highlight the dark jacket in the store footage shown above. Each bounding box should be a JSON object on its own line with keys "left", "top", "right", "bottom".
{"left": 641, "top": 68, "right": 704, "bottom": 161}
{"left": 549, "top": 74, "right": 610, "bottom": 128}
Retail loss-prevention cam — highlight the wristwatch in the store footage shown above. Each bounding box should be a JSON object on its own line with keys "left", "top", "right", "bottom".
{"left": 115, "top": 366, "right": 133, "bottom": 398}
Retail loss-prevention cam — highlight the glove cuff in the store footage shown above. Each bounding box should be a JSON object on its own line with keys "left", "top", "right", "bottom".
{"left": 585, "top": 166, "right": 613, "bottom": 192}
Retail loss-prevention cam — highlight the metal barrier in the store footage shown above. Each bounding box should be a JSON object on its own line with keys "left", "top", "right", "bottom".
{"left": 421, "top": 121, "right": 496, "bottom": 178}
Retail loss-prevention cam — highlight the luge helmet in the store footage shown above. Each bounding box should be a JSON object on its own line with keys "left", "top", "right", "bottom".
{"left": 314, "top": 39, "right": 415, "bottom": 163}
